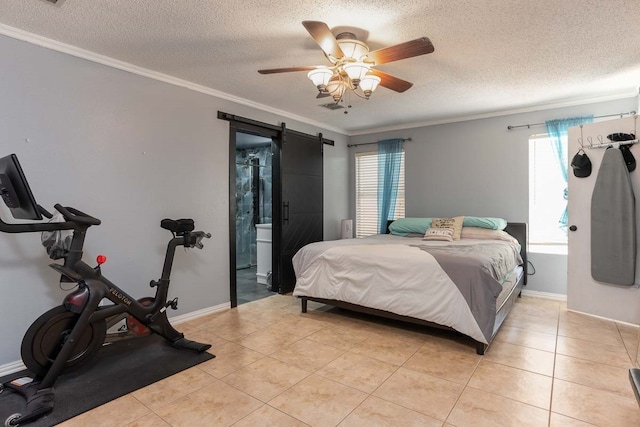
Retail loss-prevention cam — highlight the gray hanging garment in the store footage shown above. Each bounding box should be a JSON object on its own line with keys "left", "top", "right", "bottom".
{"left": 591, "top": 148, "right": 636, "bottom": 285}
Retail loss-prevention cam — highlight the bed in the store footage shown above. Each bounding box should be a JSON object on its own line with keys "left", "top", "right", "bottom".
{"left": 292, "top": 221, "right": 527, "bottom": 355}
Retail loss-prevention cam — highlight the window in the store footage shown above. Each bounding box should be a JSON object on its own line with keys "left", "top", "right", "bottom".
{"left": 355, "top": 150, "right": 405, "bottom": 237}
{"left": 529, "top": 134, "right": 567, "bottom": 245}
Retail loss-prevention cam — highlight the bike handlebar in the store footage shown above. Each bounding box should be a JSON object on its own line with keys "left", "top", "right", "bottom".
{"left": 54, "top": 204, "right": 101, "bottom": 226}
{"left": 192, "top": 231, "right": 211, "bottom": 249}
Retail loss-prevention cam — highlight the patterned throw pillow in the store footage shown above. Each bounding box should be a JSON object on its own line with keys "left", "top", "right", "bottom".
{"left": 431, "top": 216, "right": 464, "bottom": 240}
{"left": 423, "top": 227, "right": 455, "bottom": 241}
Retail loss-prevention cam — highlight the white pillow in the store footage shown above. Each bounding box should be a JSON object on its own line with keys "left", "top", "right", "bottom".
{"left": 423, "top": 227, "right": 454, "bottom": 241}
{"left": 460, "top": 227, "right": 518, "bottom": 244}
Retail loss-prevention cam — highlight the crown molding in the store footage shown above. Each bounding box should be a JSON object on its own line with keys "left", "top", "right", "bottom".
{"left": 3, "top": 23, "right": 636, "bottom": 139}
{"left": 0, "top": 23, "right": 348, "bottom": 136}
{"left": 348, "top": 90, "right": 639, "bottom": 136}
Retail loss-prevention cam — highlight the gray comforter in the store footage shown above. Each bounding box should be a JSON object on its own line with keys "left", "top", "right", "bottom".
{"left": 292, "top": 235, "right": 523, "bottom": 343}
{"left": 411, "top": 242, "right": 522, "bottom": 341}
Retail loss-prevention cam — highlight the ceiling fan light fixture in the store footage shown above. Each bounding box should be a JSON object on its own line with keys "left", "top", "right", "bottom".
{"left": 360, "top": 74, "right": 381, "bottom": 99}
{"left": 336, "top": 36, "right": 369, "bottom": 61}
{"left": 343, "top": 62, "right": 370, "bottom": 87}
{"left": 326, "top": 79, "right": 348, "bottom": 102}
{"left": 260, "top": 21, "right": 433, "bottom": 109}
{"left": 307, "top": 68, "right": 333, "bottom": 92}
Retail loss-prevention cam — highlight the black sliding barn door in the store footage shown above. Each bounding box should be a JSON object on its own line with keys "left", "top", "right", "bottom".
{"left": 219, "top": 111, "right": 330, "bottom": 300}
{"left": 276, "top": 129, "right": 324, "bottom": 294}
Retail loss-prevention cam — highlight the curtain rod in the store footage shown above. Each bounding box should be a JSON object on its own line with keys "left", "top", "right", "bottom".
{"left": 506, "top": 111, "right": 636, "bottom": 130}
{"left": 347, "top": 137, "right": 412, "bottom": 148}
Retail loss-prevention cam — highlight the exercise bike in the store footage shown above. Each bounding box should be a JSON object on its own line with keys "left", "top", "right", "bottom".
{"left": 0, "top": 154, "right": 213, "bottom": 426}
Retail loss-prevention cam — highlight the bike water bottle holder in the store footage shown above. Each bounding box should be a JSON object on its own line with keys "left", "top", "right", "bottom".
{"left": 160, "top": 218, "right": 194, "bottom": 236}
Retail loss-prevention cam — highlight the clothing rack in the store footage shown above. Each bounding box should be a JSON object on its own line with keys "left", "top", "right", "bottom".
{"left": 579, "top": 114, "right": 638, "bottom": 149}
{"left": 347, "top": 137, "right": 412, "bottom": 148}
{"left": 584, "top": 139, "right": 640, "bottom": 149}
{"left": 507, "top": 111, "right": 636, "bottom": 130}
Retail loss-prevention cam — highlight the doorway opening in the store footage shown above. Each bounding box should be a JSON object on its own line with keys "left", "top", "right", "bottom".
{"left": 220, "top": 110, "right": 331, "bottom": 307}
{"left": 234, "top": 131, "right": 274, "bottom": 305}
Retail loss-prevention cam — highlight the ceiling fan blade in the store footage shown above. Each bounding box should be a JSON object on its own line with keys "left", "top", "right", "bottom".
{"left": 370, "top": 69, "right": 413, "bottom": 93}
{"left": 366, "top": 37, "right": 434, "bottom": 65}
{"left": 258, "top": 66, "right": 318, "bottom": 74}
{"left": 302, "top": 21, "right": 345, "bottom": 60}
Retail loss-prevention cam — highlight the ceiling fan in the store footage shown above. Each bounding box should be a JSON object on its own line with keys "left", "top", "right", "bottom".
{"left": 258, "top": 21, "right": 435, "bottom": 105}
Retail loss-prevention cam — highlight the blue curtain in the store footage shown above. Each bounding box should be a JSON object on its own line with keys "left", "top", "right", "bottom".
{"left": 377, "top": 138, "right": 404, "bottom": 234}
{"left": 545, "top": 115, "right": 593, "bottom": 232}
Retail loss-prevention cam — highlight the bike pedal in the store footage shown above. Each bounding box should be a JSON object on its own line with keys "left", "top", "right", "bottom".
{"left": 7, "top": 377, "right": 34, "bottom": 389}
{"left": 169, "top": 298, "right": 178, "bottom": 310}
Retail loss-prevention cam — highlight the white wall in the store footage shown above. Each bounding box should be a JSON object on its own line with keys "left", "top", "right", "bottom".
{"left": 0, "top": 34, "right": 348, "bottom": 367}
{"left": 349, "top": 97, "right": 638, "bottom": 296}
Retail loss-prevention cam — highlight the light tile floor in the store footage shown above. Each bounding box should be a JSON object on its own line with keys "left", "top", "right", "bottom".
{"left": 58, "top": 295, "right": 640, "bottom": 427}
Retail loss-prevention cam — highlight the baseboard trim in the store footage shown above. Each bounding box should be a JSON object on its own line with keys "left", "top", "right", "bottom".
{"left": 0, "top": 301, "right": 231, "bottom": 377}
{"left": 522, "top": 292, "right": 638, "bottom": 326}
{"left": 169, "top": 302, "right": 231, "bottom": 325}
{"left": 521, "top": 289, "right": 568, "bottom": 302}
{"left": 566, "top": 307, "right": 639, "bottom": 327}
{"left": 0, "top": 360, "right": 27, "bottom": 378}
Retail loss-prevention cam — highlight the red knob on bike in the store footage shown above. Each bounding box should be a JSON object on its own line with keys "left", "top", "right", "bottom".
{"left": 96, "top": 255, "right": 107, "bottom": 265}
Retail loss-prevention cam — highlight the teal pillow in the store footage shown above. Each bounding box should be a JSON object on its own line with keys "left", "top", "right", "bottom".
{"left": 462, "top": 217, "right": 508, "bottom": 230}
{"left": 389, "top": 217, "right": 507, "bottom": 235}
{"left": 388, "top": 218, "right": 432, "bottom": 236}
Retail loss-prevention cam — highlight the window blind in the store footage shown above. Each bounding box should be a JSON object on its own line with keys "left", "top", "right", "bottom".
{"left": 355, "top": 151, "right": 405, "bottom": 237}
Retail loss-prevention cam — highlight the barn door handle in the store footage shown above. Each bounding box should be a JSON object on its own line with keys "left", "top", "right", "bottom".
{"left": 283, "top": 201, "right": 289, "bottom": 222}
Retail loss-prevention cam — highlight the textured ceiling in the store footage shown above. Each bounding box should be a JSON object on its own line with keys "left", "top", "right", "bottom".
{"left": 1, "top": 0, "right": 640, "bottom": 134}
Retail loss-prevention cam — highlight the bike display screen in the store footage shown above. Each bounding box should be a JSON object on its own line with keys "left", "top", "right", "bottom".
{"left": 0, "top": 154, "right": 42, "bottom": 220}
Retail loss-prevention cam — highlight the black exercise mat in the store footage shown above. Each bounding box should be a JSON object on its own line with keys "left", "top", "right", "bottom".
{"left": 0, "top": 334, "right": 215, "bottom": 426}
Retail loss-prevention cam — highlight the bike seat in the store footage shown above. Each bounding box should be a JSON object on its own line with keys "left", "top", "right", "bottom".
{"left": 160, "top": 218, "right": 194, "bottom": 234}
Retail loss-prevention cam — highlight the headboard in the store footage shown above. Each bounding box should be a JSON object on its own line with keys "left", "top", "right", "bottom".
{"left": 504, "top": 222, "right": 528, "bottom": 286}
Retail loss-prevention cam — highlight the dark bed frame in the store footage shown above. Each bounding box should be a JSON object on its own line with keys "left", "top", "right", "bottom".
{"left": 299, "top": 222, "right": 528, "bottom": 355}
